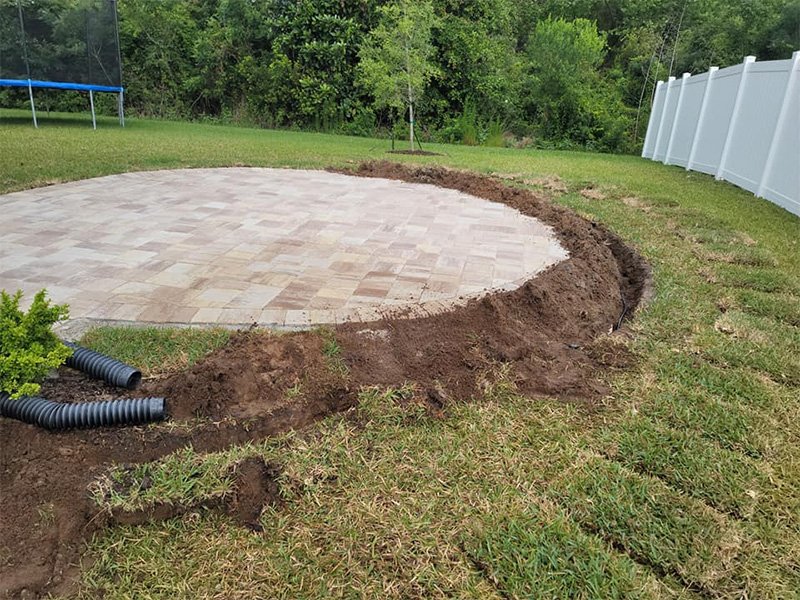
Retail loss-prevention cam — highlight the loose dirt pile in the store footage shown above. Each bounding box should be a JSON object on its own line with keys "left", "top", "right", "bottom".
{"left": 0, "top": 162, "right": 650, "bottom": 599}
{"left": 332, "top": 162, "right": 648, "bottom": 402}
{"left": 160, "top": 331, "right": 347, "bottom": 420}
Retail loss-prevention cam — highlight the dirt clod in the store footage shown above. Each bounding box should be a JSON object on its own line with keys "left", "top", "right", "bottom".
{"left": 224, "top": 458, "right": 281, "bottom": 531}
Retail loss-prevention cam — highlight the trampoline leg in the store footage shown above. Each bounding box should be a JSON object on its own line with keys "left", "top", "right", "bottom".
{"left": 118, "top": 91, "right": 125, "bottom": 127}
{"left": 89, "top": 90, "right": 97, "bottom": 130}
{"left": 28, "top": 81, "right": 38, "bottom": 129}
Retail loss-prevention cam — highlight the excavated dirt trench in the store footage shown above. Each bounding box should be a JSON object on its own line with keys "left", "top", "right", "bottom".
{"left": 0, "top": 163, "right": 651, "bottom": 599}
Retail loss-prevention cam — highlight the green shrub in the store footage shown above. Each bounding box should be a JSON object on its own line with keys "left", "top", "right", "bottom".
{"left": 459, "top": 100, "right": 479, "bottom": 146}
{"left": 0, "top": 289, "right": 72, "bottom": 399}
{"left": 485, "top": 120, "right": 506, "bottom": 147}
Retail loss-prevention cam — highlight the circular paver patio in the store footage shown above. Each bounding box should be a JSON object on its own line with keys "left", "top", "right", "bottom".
{"left": 0, "top": 168, "right": 568, "bottom": 330}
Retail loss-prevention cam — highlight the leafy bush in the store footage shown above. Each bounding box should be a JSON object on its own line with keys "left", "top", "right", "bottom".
{"left": 485, "top": 120, "right": 506, "bottom": 147}
{"left": 0, "top": 290, "right": 72, "bottom": 399}
{"left": 524, "top": 17, "right": 632, "bottom": 153}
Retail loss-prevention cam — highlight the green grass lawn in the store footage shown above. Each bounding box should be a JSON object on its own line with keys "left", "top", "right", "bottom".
{"left": 2, "top": 110, "right": 799, "bottom": 599}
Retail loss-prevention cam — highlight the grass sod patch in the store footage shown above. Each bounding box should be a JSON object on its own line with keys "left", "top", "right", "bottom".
{"left": 643, "top": 378, "right": 776, "bottom": 457}
{"left": 602, "top": 418, "right": 768, "bottom": 518}
{"left": 709, "top": 263, "right": 800, "bottom": 295}
{"left": 90, "top": 443, "right": 276, "bottom": 513}
{"left": 693, "top": 243, "right": 778, "bottom": 268}
{"left": 696, "top": 310, "right": 800, "bottom": 386}
{"left": 80, "top": 392, "right": 607, "bottom": 599}
{"left": 79, "top": 326, "right": 231, "bottom": 377}
{"left": 465, "top": 504, "right": 683, "bottom": 600}
{"left": 661, "top": 354, "right": 785, "bottom": 413}
{"left": 546, "top": 455, "right": 741, "bottom": 593}
{"left": 730, "top": 288, "right": 800, "bottom": 327}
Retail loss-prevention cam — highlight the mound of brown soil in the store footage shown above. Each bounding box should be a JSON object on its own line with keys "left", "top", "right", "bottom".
{"left": 0, "top": 162, "right": 650, "bottom": 599}
{"left": 159, "top": 331, "right": 345, "bottom": 420}
{"left": 333, "top": 161, "right": 648, "bottom": 402}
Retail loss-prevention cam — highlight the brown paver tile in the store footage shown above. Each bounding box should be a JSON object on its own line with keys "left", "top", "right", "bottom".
{"left": 1, "top": 168, "right": 568, "bottom": 329}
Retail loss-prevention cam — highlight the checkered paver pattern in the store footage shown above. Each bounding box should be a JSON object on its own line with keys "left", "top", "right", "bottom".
{"left": 0, "top": 168, "right": 568, "bottom": 328}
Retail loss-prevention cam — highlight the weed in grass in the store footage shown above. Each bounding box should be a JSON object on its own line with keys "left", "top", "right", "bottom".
{"left": 36, "top": 503, "right": 56, "bottom": 528}
{"left": 317, "top": 327, "right": 349, "bottom": 376}
{"left": 478, "top": 361, "right": 518, "bottom": 403}
{"left": 285, "top": 381, "right": 303, "bottom": 400}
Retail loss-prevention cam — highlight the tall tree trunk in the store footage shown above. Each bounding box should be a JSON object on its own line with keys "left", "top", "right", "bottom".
{"left": 409, "top": 102, "right": 414, "bottom": 151}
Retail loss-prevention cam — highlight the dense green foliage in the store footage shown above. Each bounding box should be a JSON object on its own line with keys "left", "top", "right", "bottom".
{"left": 2, "top": 0, "right": 798, "bottom": 151}
{"left": 0, "top": 289, "right": 71, "bottom": 399}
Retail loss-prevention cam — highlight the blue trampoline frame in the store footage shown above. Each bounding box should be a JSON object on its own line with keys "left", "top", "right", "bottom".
{"left": 2, "top": 0, "right": 125, "bottom": 129}
{"left": 0, "top": 78, "right": 125, "bottom": 129}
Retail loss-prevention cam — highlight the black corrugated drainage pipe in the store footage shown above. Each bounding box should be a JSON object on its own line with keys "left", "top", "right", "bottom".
{"left": 63, "top": 341, "right": 142, "bottom": 389}
{"left": 0, "top": 393, "right": 166, "bottom": 430}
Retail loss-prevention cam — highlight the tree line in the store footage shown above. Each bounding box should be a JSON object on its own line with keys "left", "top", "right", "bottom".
{"left": 4, "top": 0, "right": 799, "bottom": 152}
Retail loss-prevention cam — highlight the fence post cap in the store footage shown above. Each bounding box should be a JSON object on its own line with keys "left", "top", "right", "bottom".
{"left": 744, "top": 55, "right": 756, "bottom": 63}
{"left": 681, "top": 72, "right": 691, "bottom": 79}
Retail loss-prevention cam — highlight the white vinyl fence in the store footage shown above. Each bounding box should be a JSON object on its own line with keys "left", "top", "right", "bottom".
{"left": 642, "top": 51, "right": 800, "bottom": 217}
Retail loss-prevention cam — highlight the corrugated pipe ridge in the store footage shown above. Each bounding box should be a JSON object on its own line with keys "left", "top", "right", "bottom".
{"left": 64, "top": 342, "right": 142, "bottom": 389}
{"left": 0, "top": 393, "right": 165, "bottom": 430}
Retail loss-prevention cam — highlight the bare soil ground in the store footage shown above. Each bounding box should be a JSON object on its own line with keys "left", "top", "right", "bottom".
{"left": 0, "top": 162, "right": 650, "bottom": 599}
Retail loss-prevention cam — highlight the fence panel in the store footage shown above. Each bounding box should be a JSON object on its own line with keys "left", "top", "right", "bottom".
{"left": 665, "top": 72, "right": 708, "bottom": 167}
{"left": 690, "top": 63, "right": 742, "bottom": 175}
{"left": 641, "top": 82, "right": 666, "bottom": 159}
{"left": 642, "top": 52, "right": 800, "bottom": 217}
{"left": 721, "top": 61, "right": 790, "bottom": 193}
{"left": 653, "top": 76, "right": 679, "bottom": 161}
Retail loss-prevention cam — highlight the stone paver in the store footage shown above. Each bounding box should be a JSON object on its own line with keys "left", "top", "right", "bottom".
{"left": 0, "top": 168, "right": 568, "bottom": 329}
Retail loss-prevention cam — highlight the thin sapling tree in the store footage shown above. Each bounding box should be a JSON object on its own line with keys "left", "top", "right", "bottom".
{"left": 358, "top": 0, "right": 440, "bottom": 151}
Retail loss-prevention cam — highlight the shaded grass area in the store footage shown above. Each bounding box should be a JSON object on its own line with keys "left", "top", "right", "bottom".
{"left": 2, "top": 111, "right": 799, "bottom": 598}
